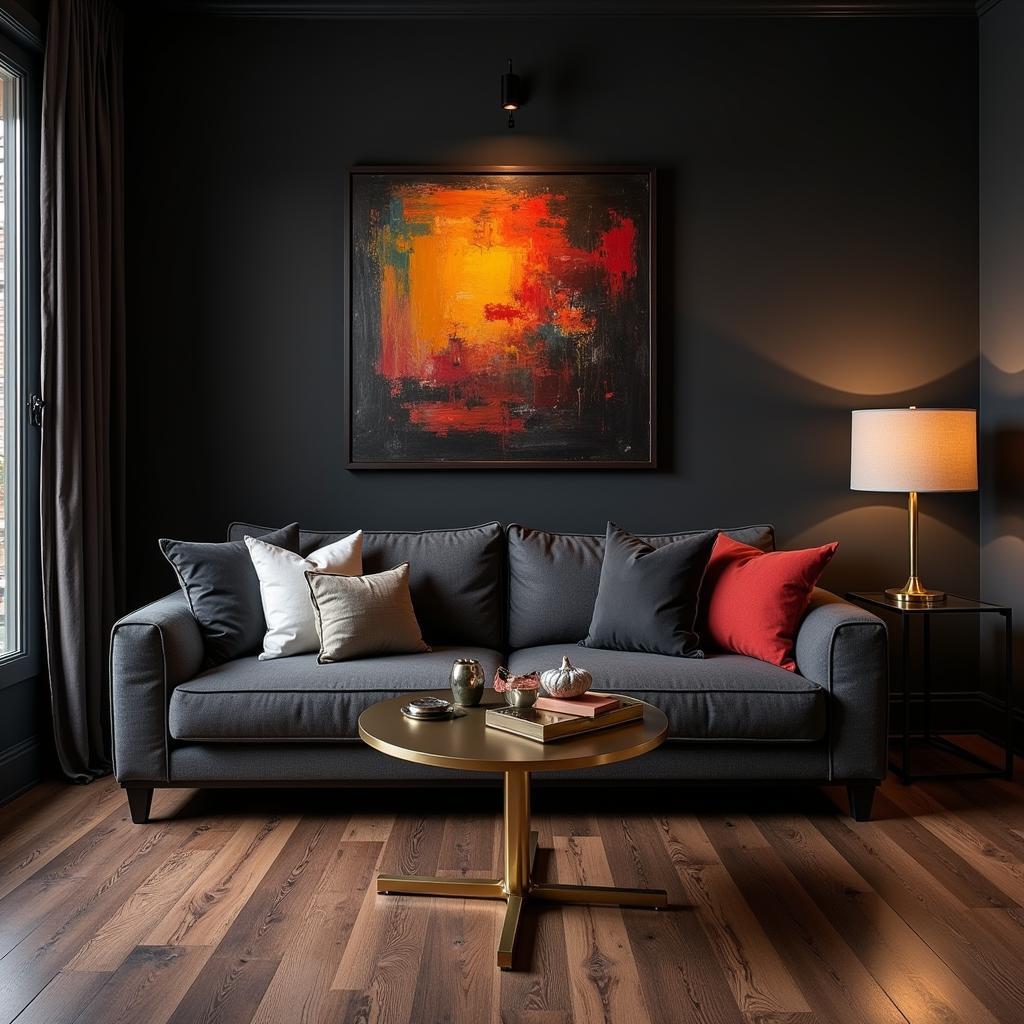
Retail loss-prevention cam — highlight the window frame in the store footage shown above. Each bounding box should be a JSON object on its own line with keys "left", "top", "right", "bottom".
{"left": 0, "top": 27, "right": 40, "bottom": 691}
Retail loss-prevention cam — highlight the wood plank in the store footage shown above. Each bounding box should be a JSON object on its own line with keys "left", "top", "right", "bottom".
{"left": 499, "top": 816, "right": 573, "bottom": 1023}
{"left": 701, "top": 815, "right": 907, "bottom": 1024}
{"left": 920, "top": 781, "right": 1024, "bottom": 861}
{"left": 329, "top": 812, "right": 443, "bottom": 1021}
{"left": 145, "top": 816, "right": 300, "bottom": 947}
{"left": 814, "top": 810, "right": 1024, "bottom": 1023}
{"left": 655, "top": 812, "right": 722, "bottom": 869}
{"left": 652, "top": 812, "right": 811, "bottom": 1021}
{"left": 67, "top": 846, "right": 218, "bottom": 971}
{"left": 883, "top": 783, "right": 1024, "bottom": 907}
{"left": 4, "top": 766, "right": 1024, "bottom": 1024}
{"left": 165, "top": 955, "right": 282, "bottom": 1024}
{"left": 342, "top": 814, "right": 395, "bottom": 844}
{"left": 250, "top": 841, "right": 381, "bottom": 1024}
{"left": 406, "top": 870, "right": 501, "bottom": 1024}
{"left": 215, "top": 816, "right": 349, "bottom": 960}
{"left": 8, "top": 971, "right": 108, "bottom": 1024}
{"left": 0, "top": 797, "right": 188, "bottom": 955}
{"left": 553, "top": 834, "right": 654, "bottom": 1024}
{"left": 437, "top": 812, "right": 496, "bottom": 875}
{"left": 0, "top": 782, "right": 66, "bottom": 840}
{"left": 760, "top": 814, "right": 1003, "bottom": 1024}
{"left": 0, "top": 779, "right": 118, "bottom": 860}
{"left": 71, "top": 946, "right": 213, "bottom": 1024}
{"left": 0, "top": 817, "right": 202, "bottom": 1023}
{"left": 870, "top": 790, "right": 1016, "bottom": 909}
{"left": 0, "top": 779, "right": 124, "bottom": 901}
{"left": 600, "top": 813, "right": 745, "bottom": 1024}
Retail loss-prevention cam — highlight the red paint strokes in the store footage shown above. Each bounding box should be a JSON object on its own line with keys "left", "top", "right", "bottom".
{"left": 605, "top": 392, "right": 615, "bottom": 400}
{"left": 596, "top": 213, "right": 638, "bottom": 297}
{"left": 406, "top": 400, "right": 525, "bottom": 436}
{"left": 484, "top": 303, "right": 525, "bottom": 323}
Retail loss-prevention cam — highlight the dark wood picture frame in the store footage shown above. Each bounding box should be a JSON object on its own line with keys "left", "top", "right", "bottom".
{"left": 346, "top": 165, "right": 656, "bottom": 470}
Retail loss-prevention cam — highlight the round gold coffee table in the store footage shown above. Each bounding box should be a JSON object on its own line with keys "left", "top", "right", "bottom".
{"left": 358, "top": 688, "right": 669, "bottom": 971}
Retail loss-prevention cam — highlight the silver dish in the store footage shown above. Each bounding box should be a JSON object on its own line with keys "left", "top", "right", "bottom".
{"left": 401, "top": 697, "right": 453, "bottom": 720}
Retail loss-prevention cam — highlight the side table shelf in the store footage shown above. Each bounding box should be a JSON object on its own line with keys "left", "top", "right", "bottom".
{"left": 846, "top": 592, "right": 1014, "bottom": 783}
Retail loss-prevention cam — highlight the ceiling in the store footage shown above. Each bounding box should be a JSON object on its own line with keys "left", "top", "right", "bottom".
{"left": 159, "top": 0, "right": 992, "bottom": 18}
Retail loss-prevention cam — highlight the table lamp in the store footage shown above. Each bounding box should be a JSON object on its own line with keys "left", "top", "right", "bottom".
{"left": 850, "top": 407, "right": 977, "bottom": 605}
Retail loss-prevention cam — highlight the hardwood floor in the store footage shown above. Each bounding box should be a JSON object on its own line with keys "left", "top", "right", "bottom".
{"left": 1, "top": 738, "right": 1023, "bottom": 1024}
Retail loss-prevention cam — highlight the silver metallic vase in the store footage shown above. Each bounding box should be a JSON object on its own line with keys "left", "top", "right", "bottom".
{"left": 450, "top": 658, "right": 485, "bottom": 707}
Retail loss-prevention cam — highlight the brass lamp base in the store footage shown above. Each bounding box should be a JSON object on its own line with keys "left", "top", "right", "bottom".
{"left": 885, "top": 492, "right": 947, "bottom": 606}
{"left": 886, "top": 577, "right": 945, "bottom": 606}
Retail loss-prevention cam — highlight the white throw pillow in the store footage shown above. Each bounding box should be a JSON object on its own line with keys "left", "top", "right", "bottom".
{"left": 245, "top": 532, "right": 362, "bottom": 659}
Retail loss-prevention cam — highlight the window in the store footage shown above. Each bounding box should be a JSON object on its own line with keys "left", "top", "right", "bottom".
{"left": 0, "top": 61, "right": 24, "bottom": 658}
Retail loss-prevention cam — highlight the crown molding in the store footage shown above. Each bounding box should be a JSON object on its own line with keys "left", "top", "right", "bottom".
{"left": 161, "top": 0, "right": 979, "bottom": 18}
{"left": 0, "top": 0, "right": 43, "bottom": 51}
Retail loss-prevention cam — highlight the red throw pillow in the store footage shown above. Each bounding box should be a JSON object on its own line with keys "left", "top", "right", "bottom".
{"left": 704, "top": 534, "right": 838, "bottom": 671}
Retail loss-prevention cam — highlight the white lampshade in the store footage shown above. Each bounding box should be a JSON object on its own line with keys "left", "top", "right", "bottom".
{"left": 850, "top": 407, "right": 978, "bottom": 493}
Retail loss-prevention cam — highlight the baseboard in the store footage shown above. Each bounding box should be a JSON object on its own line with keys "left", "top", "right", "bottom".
{"left": 0, "top": 735, "right": 42, "bottom": 806}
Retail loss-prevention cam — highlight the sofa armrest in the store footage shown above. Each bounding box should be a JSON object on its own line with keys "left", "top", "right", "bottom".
{"left": 795, "top": 588, "right": 888, "bottom": 781}
{"left": 110, "top": 591, "right": 204, "bottom": 782}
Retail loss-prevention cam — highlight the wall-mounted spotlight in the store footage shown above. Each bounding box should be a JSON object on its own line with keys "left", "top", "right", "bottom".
{"left": 501, "top": 58, "right": 522, "bottom": 129}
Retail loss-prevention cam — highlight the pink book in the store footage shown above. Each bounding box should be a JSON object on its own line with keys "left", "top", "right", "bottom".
{"left": 533, "top": 692, "right": 621, "bottom": 718}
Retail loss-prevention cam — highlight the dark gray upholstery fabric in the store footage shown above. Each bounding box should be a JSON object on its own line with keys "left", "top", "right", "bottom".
{"left": 169, "top": 646, "right": 502, "bottom": 741}
{"left": 795, "top": 589, "right": 888, "bottom": 780}
{"left": 160, "top": 523, "right": 300, "bottom": 666}
{"left": 507, "top": 523, "right": 775, "bottom": 649}
{"left": 41, "top": 0, "right": 126, "bottom": 783}
{"left": 582, "top": 523, "right": 717, "bottom": 657}
{"left": 109, "top": 591, "right": 204, "bottom": 782}
{"left": 168, "top": 737, "right": 829, "bottom": 784}
{"left": 230, "top": 522, "right": 504, "bottom": 649}
{"left": 510, "top": 646, "right": 825, "bottom": 741}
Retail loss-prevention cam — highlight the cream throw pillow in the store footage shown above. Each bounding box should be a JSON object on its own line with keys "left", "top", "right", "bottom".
{"left": 245, "top": 532, "right": 362, "bottom": 659}
{"left": 305, "top": 562, "right": 430, "bottom": 662}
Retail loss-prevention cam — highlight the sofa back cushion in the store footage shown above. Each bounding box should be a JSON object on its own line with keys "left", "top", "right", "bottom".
{"left": 229, "top": 522, "right": 504, "bottom": 649}
{"left": 507, "top": 523, "right": 775, "bottom": 650}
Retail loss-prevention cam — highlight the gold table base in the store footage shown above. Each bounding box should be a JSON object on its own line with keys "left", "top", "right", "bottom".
{"left": 376, "top": 770, "right": 668, "bottom": 970}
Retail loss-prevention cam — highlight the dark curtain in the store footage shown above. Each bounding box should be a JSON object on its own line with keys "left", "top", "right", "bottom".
{"left": 40, "top": 0, "right": 126, "bottom": 782}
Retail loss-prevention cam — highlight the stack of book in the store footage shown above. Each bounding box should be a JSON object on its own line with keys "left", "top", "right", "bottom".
{"left": 485, "top": 692, "right": 643, "bottom": 743}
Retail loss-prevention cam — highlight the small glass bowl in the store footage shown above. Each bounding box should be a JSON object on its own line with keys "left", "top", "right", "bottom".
{"left": 494, "top": 667, "right": 540, "bottom": 709}
{"left": 505, "top": 686, "right": 539, "bottom": 709}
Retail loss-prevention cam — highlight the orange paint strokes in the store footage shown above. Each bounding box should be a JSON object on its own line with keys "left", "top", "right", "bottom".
{"left": 379, "top": 262, "right": 418, "bottom": 379}
{"left": 375, "top": 182, "right": 639, "bottom": 437}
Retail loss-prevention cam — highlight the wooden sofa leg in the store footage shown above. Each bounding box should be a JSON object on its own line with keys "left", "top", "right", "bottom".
{"left": 847, "top": 782, "right": 877, "bottom": 822}
{"left": 126, "top": 787, "right": 154, "bottom": 824}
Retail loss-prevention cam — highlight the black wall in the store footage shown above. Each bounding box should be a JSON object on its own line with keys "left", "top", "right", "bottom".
{"left": 126, "top": 13, "right": 981, "bottom": 688}
{"left": 980, "top": 0, "right": 1024, "bottom": 733}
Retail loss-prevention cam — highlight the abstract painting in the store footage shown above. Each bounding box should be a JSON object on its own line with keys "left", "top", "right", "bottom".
{"left": 348, "top": 168, "right": 655, "bottom": 467}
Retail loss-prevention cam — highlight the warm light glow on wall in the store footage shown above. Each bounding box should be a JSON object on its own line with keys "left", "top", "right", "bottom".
{"left": 713, "top": 305, "right": 974, "bottom": 396}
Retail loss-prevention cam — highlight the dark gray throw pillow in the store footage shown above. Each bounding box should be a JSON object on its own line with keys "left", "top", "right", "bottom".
{"left": 160, "top": 523, "right": 300, "bottom": 666}
{"left": 581, "top": 522, "right": 718, "bottom": 657}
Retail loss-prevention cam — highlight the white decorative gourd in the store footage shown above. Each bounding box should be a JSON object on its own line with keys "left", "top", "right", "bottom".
{"left": 540, "top": 656, "right": 592, "bottom": 699}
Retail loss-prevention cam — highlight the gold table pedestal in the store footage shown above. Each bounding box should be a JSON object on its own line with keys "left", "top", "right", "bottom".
{"left": 376, "top": 769, "right": 669, "bottom": 970}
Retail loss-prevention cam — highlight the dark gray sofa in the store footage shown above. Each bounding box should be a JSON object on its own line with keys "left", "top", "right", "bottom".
{"left": 111, "top": 521, "right": 888, "bottom": 824}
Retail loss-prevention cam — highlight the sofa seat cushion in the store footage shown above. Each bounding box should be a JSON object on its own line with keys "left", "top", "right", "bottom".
{"left": 509, "top": 646, "right": 825, "bottom": 741}
{"left": 169, "top": 646, "right": 502, "bottom": 741}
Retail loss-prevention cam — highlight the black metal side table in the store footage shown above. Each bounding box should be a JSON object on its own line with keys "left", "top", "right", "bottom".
{"left": 846, "top": 592, "right": 1013, "bottom": 783}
